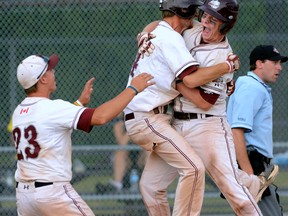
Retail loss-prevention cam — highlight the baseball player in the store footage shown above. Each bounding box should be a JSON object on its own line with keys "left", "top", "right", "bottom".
{"left": 173, "top": 1, "right": 277, "bottom": 215}
{"left": 12, "top": 54, "right": 153, "bottom": 216}
{"left": 124, "top": 1, "right": 240, "bottom": 215}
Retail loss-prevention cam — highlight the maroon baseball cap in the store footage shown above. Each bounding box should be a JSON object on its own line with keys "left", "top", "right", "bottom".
{"left": 47, "top": 54, "right": 59, "bottom": 71}
{"left": 249, "top": 45, "right": 288, "bottom": 66}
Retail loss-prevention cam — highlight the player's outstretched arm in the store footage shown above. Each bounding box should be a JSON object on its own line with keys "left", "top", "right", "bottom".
{"left": 74, "top": 77, "right": 95, "bottom": 107}
{"left": 91, "top": 73, "right": 154, "bottom": 125}
{"left": 183, "top": 54, "right": 240, "bottom": 88}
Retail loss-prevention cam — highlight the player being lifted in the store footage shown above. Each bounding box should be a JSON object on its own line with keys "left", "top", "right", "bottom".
{"left": 12, "top": 54, "right": 153, "bottom": 216}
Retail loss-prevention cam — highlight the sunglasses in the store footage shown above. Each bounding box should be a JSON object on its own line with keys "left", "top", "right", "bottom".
{"left": 36, "top": 55, "right": 50, "bottom": 79}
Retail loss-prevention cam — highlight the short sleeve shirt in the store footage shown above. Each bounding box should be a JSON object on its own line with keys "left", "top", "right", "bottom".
{"left": 12, "top": 97, "right": 87, "bottom": 182}
{"left": 124, "top": 21, "right": 199, "bottom": 113}
{"left": 173, "top": 22, "right": 233, "bottom": 115}
{"left": 227, "top": 72, "right": 273, "bottom": 158}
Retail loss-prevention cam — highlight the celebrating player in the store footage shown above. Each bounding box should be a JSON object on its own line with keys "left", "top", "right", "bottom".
{"left": 12, "top": 54, "right": 154, "bottom": 216}
{"left": 124, "top": 0, "right": 240, "bottom": 215}
{"left": 172, "top": 0, "right": 270, "bottom": 215}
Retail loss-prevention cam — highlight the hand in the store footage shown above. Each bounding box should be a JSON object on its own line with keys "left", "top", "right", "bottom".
{"left": 226, "top": 80, "right": 235, "bottom": 96}
{"left": 137, "top": 32, "right": 156, "bottom": 59}
{"left": 225, "top": 54, "right": 240, "bottom": 72}
{"left": 130, "top": 73, "right": 155, "bottom": 93}
{"left": 77, "top": 77, "right": 95, "bottom": 106}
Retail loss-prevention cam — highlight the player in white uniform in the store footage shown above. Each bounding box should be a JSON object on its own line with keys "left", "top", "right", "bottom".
{"left": 12, "top": 54, "right": 153, "bottom": 216}
{"left": 124, "top": 1, "right": 240, "bottom": 215}
{"left": 172, "top": 0, "right": 266, "bottom": 215}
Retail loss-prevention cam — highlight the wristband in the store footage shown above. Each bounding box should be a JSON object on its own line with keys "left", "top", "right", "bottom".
{"left": 74, "top": 100, "right": 84, "bottom": 107}
{"left": 127, "top": 85, "right": 139, "bottom": 95}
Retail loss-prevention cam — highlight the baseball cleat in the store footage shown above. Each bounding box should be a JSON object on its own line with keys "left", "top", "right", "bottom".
{"left": 255, "top": 164, "right": 279, "bottom": 202}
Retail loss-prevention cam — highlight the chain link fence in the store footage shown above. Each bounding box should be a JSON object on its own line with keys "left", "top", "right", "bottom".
{"left": 1, "top": 0, "right": 288, "bottom": 215}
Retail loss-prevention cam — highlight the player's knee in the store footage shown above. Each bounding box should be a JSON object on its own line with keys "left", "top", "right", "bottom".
{"left": 139, "top": 177, "right": 152, "bottom": 198}
{"left": 139, "top": 179, "right": 156, "bottom": 195}
{"left": 139, "top": 179, "right": 168, "bottom": 202}
{"left": 187, "top": 161, "right": 205, "bottom": 179}
{"left": 197, "top": 162, "right": 205, "bottom": 176}
{"left": 196, "top": 164, "right": 205, "bottom": 183}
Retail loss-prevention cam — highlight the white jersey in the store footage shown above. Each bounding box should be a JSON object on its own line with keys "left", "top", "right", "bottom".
{"left": 12, "top": 97, "right": 86, "bottom": 182}
{"left": 174, "top": 22, "right": 233, "bottom": 116}
{"left": 124, "top": 21, "right": 199, "bottom": 113}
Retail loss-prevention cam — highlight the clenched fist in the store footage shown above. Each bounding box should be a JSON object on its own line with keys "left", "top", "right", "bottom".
{"left": 137, "top": 32, "right": 156, "bottom": 59}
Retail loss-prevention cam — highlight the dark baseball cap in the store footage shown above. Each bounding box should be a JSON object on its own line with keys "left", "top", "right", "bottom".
{"left": 249, "top": 45, "right": 288, "bottom": 66}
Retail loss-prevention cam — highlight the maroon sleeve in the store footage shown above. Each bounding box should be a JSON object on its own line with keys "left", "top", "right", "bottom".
{"left": 77, "top": 108, "right": 95, "bottom": 133}
{"left": 199, "top": 88, "right": 220, "bottom": 105}
{"left": 178, "top": 65, "right": 198, "bottom": 80}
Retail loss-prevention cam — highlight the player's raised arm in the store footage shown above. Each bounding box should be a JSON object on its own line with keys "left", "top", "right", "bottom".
{"left": 182, "top": 54, "right": 240, "bottom": 88}
{"left": 90, "top": 73, "right": 154, "bottom": 125}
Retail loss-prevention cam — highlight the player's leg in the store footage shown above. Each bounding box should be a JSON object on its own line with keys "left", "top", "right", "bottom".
{"left": 151, "top": 132, "right": 205, "bottom": 216}
{"left": 126, "top": 113, "right": 205, "bottom": 216}
{"left": 137, "top": 150, "right": 149, "bottom": 171}
{"left": 174, "top": 117, "right": 263, "bottom": 216}
{"left": 238, "top": 169, "right": 260, "bottom": 200}
{"left": 16, "top": 182, "right": 95, "bottom": 216}
{"left": 140, "top": 151, "right": 177, "bottom": 216}
{"left": 16, "top": 182, "right": 38, "bottom": 216}
{"left": 204, "top": 118, "right": 262, "bottom": 215}
{"left": 36, "top": 183, "right": 95, "bottom": 216}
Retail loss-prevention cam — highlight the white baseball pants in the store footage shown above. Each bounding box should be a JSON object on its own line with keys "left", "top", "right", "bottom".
{"left": 16, "top": 182, "right": 95, "bottom": 216}
{"left": 125, "top": 112, "right": 205, "bottom": 216}
{"left": 173, "top": 116, "right": 263, "bottom": 216}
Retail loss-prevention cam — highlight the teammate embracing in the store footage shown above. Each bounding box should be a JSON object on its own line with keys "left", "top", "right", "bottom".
{"left": 137, "top": 0, "right": 279, "bottom": 215}
{"left": 173, "top": 1, "right": 267, "bottom": 215}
